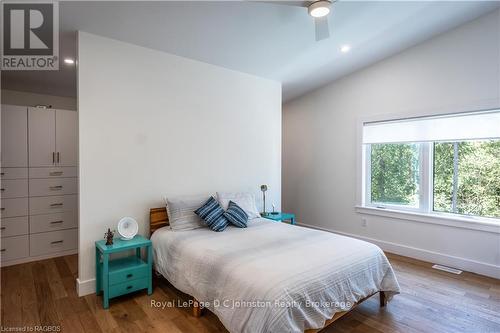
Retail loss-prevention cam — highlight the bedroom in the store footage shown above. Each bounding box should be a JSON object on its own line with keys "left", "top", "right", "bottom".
{"left": 0, "top": 1, "right": 499, "bottom": 332}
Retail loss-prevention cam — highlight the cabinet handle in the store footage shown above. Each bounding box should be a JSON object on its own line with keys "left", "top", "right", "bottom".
{"left": 1, "top": 249, "right": 6, "bottom": 252}
{"left": 0, "top": 172, "right": 4, "bottom": 176}
{"left": 126, "top": 273, "right": 133, "bottom": 278}
{"left": 51, "top": 240, "right": 63, "bottom": 245}
{"left": 126, "top": 285, "right": 133, "bottom": 290}
{"left": 1, "top": 227, "right": 5, "bottom": 230}
{"left": 50, "top": 203, "right": 63, "bottom": 207}
{"left": 57, "top": 152, "right": 60, "bottom": 163}
{"left": 50, "top": 220, "right": 63, "bottom": 224}
{"left": 49, "top": 171, "right": 63, "bottom": 176}
{"left": 49, "top": 186, "right": 63, "bottom": 190}
{"left": 0, "top": 188, "right": 4, "bottom": 191}
{"left": 53, "top": 152, "right": 55, "bottom": 164}
{"left": 0, "top": 208, "right": 5, "bottom": 211}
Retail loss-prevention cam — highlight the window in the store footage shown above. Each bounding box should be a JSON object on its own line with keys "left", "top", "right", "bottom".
{"left": 370, "top": 143, "right": 421, "bottom": 208}
{"left": 433, "top": 140, "right": 500, "bottom": 218}
{"left": 362, "top": 110, "right": 500, "bottom": 221}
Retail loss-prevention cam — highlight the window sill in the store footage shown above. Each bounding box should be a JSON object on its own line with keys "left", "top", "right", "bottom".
{"left": 355, "top": 206, "right": 500, "bottom": 234}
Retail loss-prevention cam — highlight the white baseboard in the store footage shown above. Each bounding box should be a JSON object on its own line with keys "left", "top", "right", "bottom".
{"left": 77, "top": 277, "right": 96, "bottom": 296}
{"left": 298, "top": 223, "right": 500, "bottom": 279}
{"left": 1, "top": 249, "right": 78, "bottom": 267}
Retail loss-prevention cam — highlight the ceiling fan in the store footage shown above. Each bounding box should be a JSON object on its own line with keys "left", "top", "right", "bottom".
{"left": 264, "top": 1, "right": 335, "bottom": 41}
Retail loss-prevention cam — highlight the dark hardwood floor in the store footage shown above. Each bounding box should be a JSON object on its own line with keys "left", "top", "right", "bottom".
{"left": 1, "top": 253, "right": 499, "bottom": 333}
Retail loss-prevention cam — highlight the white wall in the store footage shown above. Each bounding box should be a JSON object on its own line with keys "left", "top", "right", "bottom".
{"left": 77, "top": 32, "right": 282, "bottom": 295}
{"left": 283, "top": 10, "right": 500, "bottom": 278}
{"left": 1, "top": 89, "right": 77, "bottom": 110}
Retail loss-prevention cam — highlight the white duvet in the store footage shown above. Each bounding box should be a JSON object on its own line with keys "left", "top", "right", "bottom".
{"left": 151, "top": 218, "right": 400, "bottom": 333}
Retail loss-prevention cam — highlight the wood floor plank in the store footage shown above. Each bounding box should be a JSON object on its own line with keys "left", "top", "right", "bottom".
{"left": 2, "top": 265, "right": 22, "bottom": 327}
{"left": 78, "top": 310, "right": 104, "bottom": 333}
{"left": 54, "top": 256, "right": 73, "bottom": 279}
{"left": 1, "top": 252, "right": 500, "bottom": 333}
{"left": 19, "top": 262, "right": 40, "bottom": 326}
{"left": 32, "top": 262, "right": 61, "bottom": 326}
{"left": 45, "top": 259, "right": 69, "bottom": 299}
{"left": 84, "top": 294, "right": 120, "bottom": 332}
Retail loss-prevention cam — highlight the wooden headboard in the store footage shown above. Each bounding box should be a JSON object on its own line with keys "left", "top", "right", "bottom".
{"left": 149, "top": 207, "right": 169, "bottom": 236}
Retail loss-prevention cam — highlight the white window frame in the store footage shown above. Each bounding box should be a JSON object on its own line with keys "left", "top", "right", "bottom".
{"left": 364, "top": 143, "right": 429, "bottom": 213}
{"left": 356, "top": 110, "right": 500, "bottom": 234}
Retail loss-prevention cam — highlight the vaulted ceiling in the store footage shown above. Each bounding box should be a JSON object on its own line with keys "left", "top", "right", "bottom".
{"left": 2, "top": 1, "right": 499, "bottom": 102}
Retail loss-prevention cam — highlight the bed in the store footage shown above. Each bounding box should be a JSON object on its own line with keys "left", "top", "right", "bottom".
{"left": 150, "top": 207, "right": 400, "bottom": 333}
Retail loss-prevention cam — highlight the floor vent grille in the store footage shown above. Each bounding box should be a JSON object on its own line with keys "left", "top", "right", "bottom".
{"left": 432, "top": 264, "right": 462, "bottom": 274}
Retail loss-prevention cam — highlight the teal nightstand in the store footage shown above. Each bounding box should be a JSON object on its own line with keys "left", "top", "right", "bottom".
{"left": 95, "top": 235, "right": 152, "bottom": 309}
{"left": 263, "top": 212, "right": 296, "bottom": 225}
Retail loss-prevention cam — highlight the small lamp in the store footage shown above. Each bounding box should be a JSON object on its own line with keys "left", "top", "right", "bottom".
{"left": 260, "top": 185, "right": 268, "bottom": 216}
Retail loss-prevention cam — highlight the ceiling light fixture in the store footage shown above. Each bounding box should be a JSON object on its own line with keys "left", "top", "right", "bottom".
{"left": 308, "top": 0, "right": 331, "bottom": 18}
{"left": 340, "top": 45, "right": 351, "bottom": 53}
{"left": 64, "top": 58, "right": 75, "bottom": 64}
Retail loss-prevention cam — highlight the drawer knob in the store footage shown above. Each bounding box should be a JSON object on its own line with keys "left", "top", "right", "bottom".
{"left": 0, "top": 227, "right": 5, "bottom": 230}
{"left": 49, "top": 186, "right": 63, "bottom": 190}
{"left": 0, "top": 208, "right": 5, "bottom": 211}
{"left": 1, "top": 249, "right": 6, "bottom": 252}
{"left": 126, "top": 285, "right": 133, "bottom": 290}
{"left": 50, "top": 203, "right": 63, "bottom": 207}
{"left": 50, "top": 220, "right": 63, "bottom": 224}
{"left": 0, "top": 172, "right": 4, "bottom": 176}
{"left": 126, "top": 273, "right": 133, "bottom": 278}
{"left": 0, "top": 188, "right": 4, "bottom": 192}
{"left": 51, "top": 240, "right": 64, "bottom": 245}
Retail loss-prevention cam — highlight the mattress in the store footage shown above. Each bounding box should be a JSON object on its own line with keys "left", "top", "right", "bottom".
{"left": 151, "top": 218, "right": 400, "bottom": 333}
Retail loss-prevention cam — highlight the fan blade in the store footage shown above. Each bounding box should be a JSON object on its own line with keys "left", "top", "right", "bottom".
{"left": 253, "top": 1, "right": 309, "bottom": 7}
{"left": 314, "top": 16, "right": 330, "bottom": 41}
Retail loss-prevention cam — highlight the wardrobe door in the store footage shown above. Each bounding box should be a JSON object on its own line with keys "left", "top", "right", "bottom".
{"left": 1, "top": 105, "right": 28, "bottom": 167}
{"left": 55, "top": 110, "right": 78, "bottom": 166}
{"left": 29, "top": 108, "right": 56, "bottom": 167}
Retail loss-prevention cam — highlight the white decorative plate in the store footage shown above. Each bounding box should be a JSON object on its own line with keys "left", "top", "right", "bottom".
{"left": 117, "top": 217, "right": 138, "bottom": 240}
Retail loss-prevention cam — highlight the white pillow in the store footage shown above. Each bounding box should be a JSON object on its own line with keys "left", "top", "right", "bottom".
{"left": 216, "top": 192, "right": 261, "bottom": 219}
{"left": 165, "top": 195, "right": 209, "bottom": 231}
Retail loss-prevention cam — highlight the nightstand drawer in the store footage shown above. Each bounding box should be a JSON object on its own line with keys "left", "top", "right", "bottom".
{"left": 109, "top": 265, "right": 149, "bottom": 285}
{"left": 109, "top": 277, "right": 148, "bottom": 298}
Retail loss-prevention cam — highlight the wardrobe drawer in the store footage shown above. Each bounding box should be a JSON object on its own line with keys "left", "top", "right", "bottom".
{"left": 29, "top": 194, "right": 77, "bottom": 215}
{"left": 29, "top": 167, "right": 78, "bottom": 179}
{"left": 30, "top": 211, "right": 78, "bottom": 233}
{"left": 0, "top": 179, "right": 28, "bottom": 198}
{"left": 1, "top": 168, "right": 28, "bottom": 180}
{"left": 1, "top": 235, "right": 29, "bottom": 261}
{"left": 1, "top": 216, "right": 29, "bottom": 238}
{"left": 30, "top": 228, "right": 77, "bottom": 256}
{"left": 1, "top": 198, "right": 28, "bottom": 218}
{"left": 29, "top": 178, "right": 77, "bottom": 197}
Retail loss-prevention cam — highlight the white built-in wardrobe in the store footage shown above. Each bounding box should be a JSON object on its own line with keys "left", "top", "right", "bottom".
{"left": 1, "top": 105, "right": 78, "bottom": 266}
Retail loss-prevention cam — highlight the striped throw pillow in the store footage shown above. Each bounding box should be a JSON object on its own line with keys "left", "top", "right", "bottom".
{"left": 224, "top": 200, "right": 248, "bottom": 228}
{"left": 194, "top": 197, "right": 229, "bottom": 232}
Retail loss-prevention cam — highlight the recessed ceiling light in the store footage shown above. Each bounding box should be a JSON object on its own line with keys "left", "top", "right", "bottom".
{"left": 64, "top": 58, "right": 75, "bottom": 64}
{"left": 340, "top": 45, "right": 351, "bottom": 53}
{"left": 308, "top": 1, "right": 331, "bottom": 18}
